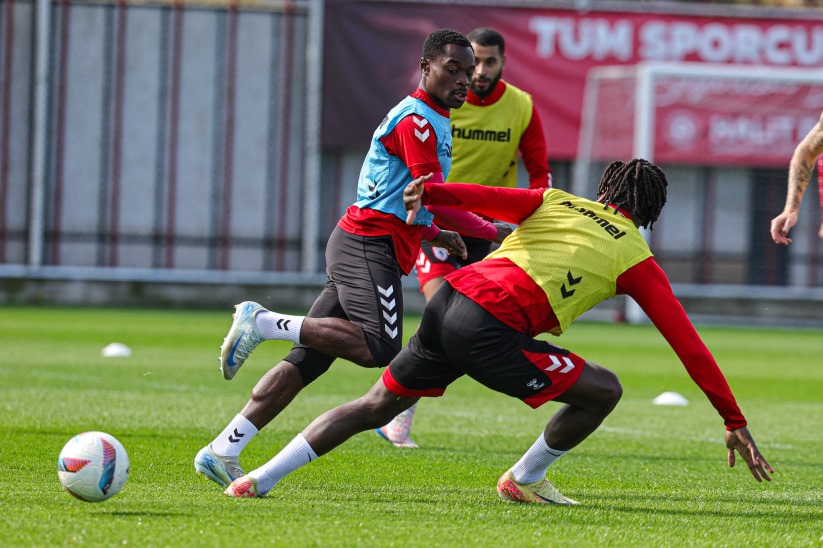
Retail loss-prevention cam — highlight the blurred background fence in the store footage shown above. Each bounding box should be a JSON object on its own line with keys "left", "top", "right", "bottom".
{"left": 2, "top": 0, "right": 823, "bottom": 325}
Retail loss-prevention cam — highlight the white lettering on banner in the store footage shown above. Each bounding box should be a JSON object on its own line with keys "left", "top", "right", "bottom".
{"left": 529, "top": 15, "right": 823, "bottom": 66}
{"left": 709, "top": 115, "right": 796, "bottom": 148}
{"left": 529, "top": 17, "right": 633, "bottom": 61}
{"left": 640, "top": 22, "right": 823, "bottom": 64}
{"left": 655, "top": 80, "right": 803, "bottom": 106}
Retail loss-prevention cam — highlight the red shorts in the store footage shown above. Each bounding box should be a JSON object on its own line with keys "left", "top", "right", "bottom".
{"left": 415, "top": 237, "right": 492, "bottom": 291}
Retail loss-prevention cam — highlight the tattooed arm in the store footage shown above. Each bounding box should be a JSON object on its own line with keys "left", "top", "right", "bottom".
{"left": 770, "top": 111, "right": 823, "bottom": 245}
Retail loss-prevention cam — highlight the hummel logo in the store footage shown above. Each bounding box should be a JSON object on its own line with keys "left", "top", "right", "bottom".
{"left": 559, "top": 200, "right": 627, "bottom": 240}
{"left": 527, "top": 378, "right": 546, "bottom": 390}
{"left": 414, "top": 128, "right": 430, "bottom": 142}
{"left": 228, "top": 428, "right": 245, "bottom": 443}
{"left": 378, "top": 284, "right": 398, "bottom": 339}
{"left": 412, "top": 116, "right": 428, "bottom": 128}
{"left": 276, "top": 319, "right": 291, "bottom": 330}
{"left": 545, "top": 355, "right": 575, "bottom": 374}
{"left": 560, "top": 271, "right": 582, "bottom": 299}
{"left": 416, "top": 254, "right": 431, "bottom": 274}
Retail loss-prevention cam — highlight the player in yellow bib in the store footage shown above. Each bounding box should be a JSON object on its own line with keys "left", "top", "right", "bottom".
{"left": 224, "top": 159, "right": 773, "bottom": 504}
{"left": 380, "top": 27, "right": 552, "bottom": 448}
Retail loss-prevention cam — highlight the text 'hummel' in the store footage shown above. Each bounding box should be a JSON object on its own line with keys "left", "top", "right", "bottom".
{"left": 560, "top": 201, "right": 627, "bottom": 240}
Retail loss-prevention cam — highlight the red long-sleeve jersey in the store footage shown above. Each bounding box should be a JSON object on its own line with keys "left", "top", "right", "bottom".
{"left": 419, "top": 182, "right": 747, "bottom": 431}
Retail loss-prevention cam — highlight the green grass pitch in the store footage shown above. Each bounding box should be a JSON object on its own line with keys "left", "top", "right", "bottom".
{"left": 1, "top": 305, "right": 821, "bottom": 546}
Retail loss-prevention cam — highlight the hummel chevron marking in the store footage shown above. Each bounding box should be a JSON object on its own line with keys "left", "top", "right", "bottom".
{"left": 414, "top": 128, "right": 430, "bottom": 142}
{"left": 276, "top": 319, "right": 291, "bottom": 330}
{"left": 545, "top": 356, "right": 575, "bottom": 374}
{"left": 380, "top": 298, "right": 396, "bottom": 310}
{"left": 377, "top": 285, "right": 394, "bottom": 298}
{"left": 383, "top": 311, "right": 397, "bottom": 324}
{"left": 228, "top": 428, "right": 246, "bottom": 443}
{"left": 412, "top": 116, "right": 428, "bottom": 128}
{"left": 416, "top": 255, "right": 431, "bottom": 274}
{"left": 384, "top": 325, "right": 398, "bottom": 338}
{"left": 560, "top": 270, "right": 583, "bottom": 299}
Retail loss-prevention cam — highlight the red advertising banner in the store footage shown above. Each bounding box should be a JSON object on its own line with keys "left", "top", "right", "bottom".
{"left": 654, "top": 78, "right": 822, "bottom": 165}
{"left": 323, "top": 0, "right": 823, "bottom": 166}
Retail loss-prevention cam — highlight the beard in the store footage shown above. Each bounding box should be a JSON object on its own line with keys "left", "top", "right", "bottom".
{"left": 470, "top": 70, "right": 502, "bottom": 99}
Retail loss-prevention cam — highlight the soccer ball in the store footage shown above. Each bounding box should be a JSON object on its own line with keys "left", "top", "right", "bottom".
{"left": 57, "top": 431, "right": 130, "bottom": 502}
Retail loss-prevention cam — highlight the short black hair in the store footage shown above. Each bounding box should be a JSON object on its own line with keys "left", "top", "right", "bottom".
{"left": 597, "top": 159, "right": 668, "bottom": 230}
{"left": 422, "top": 29, "right": 471, "bottom": 62}
{"left": 466, "top": 27, "right": 505, "bottom": 54}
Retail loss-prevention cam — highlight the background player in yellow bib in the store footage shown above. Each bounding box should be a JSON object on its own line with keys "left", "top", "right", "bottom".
{"left": 378, "top": 27, "right": 553, "bottom": 448}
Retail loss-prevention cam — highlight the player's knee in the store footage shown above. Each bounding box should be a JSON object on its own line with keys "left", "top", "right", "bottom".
{"left": 596, "top": 369, "right": 623, "bottom": 411}
{"left": 357, "top": 386, "right": 409, "bottom": 427}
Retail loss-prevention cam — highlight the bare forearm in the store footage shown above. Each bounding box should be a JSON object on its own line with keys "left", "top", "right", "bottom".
{"left": 784, "top": 115, "right": 823, "bottom": 212}
{"left": 784, "top": 155, "right": 816, "bottom": 212}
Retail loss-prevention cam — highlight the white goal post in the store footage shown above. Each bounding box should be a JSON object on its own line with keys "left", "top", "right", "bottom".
{"left": 573, "top": 62, "right": 823, "bottom": 323}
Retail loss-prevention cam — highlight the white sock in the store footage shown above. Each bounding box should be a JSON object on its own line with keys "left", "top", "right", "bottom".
{"left": 510, "top": 434, "right": 567, "bottom": 484}
{"left": 255, "top": 310, "right": 304, "bottom": 343}
{"left": 249, "top": 433, "right": 318, "bottom": 494}
{"left": 210, "top": 414, "right": 259, "bottom": 457}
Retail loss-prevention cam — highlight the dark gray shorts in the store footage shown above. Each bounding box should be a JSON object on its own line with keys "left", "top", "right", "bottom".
{"left": 285, "top": 226, "right": 405, "bottom": 384}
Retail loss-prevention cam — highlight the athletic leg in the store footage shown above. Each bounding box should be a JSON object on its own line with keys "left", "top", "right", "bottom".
{"left": 226, "top": 289, "right": 462, "bottom": 497}
{"left": 379, "top": 240, "right": 475, "bottom": 447}
{"left": 498, "top": 362, "right": 621, "bottom": 505}
{"left": 544, "top": 361, "right": 623, "bottom": 450}
{"left": 230, "top": 373, "right": 418, "bottom": 496}
{"left": 195, "top": 284, "right": 343, "bottom": 487}
{"left": 425, "top": 289, "right": 616, "bottom": 504}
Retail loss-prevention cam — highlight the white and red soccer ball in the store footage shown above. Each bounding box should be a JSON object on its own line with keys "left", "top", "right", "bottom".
{"left": 57, "top": 431, "right": 130, "bottom": 502}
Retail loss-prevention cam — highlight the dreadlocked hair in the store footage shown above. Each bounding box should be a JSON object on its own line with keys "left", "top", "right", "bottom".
{"left": 597, "top": 158, "right": 668, "bottom": 230}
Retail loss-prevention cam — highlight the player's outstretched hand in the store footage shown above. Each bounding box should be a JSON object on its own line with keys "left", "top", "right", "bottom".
{"left": 770, "top": 211, "right": 798, "bottom": 245}
{"left": 431, "top": 229, "right": 467, "bottom": 260}
{"left": 725, "top": 426, "right": 774, "bottom": 482}
{"left": 404, "top": 173, "right": 433, "bottom": 225}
